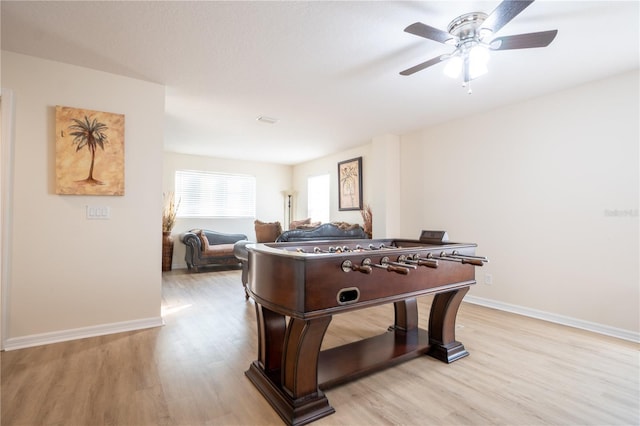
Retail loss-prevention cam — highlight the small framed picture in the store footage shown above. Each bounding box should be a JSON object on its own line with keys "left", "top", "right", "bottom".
{"left": 338, "top": 157, "right": 363, "bottom": 211}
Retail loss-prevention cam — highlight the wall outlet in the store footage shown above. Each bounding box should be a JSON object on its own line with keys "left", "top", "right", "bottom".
{"left": 484, "top": 273, "right": 493, "bottom": 285}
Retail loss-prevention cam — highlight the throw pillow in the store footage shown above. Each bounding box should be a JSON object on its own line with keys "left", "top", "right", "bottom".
{"left": 289, "top": 218, "right": 311, "bottom": 229}
{"left": 254, "top": 220, "right": 282, "bottom": 243}
{"left": 198, "top": 230, "right": 210, "bottom": 251}
{"left": 332, "top": 222, "right": 360, "bottom": 231}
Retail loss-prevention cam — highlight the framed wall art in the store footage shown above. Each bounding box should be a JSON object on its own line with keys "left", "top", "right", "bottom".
{"left": 55, "top": 105, "right": 125, "bottom": 195}
{"left": 338, "top": 156, "right": 363, "bottom": 211}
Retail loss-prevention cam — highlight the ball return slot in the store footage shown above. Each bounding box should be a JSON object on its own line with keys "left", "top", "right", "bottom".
{"left": 337, "top": 287, "right": 360, "bottom": 305}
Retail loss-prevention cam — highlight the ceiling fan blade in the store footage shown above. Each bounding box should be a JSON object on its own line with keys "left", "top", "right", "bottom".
{"left": 399, "top": 56, "right": 445, "bottom": 76}
{"left": 482, "top": 0, "right": 535, "bottom": 34}
{"left": 404, "top": 22, "right": 453, "bottom": 44}
{"left": 490, "top": 30, "right": 558, "bottom": 50}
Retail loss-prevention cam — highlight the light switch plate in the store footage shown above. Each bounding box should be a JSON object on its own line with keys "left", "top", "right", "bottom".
{"left": 86, "top": 205, "right": 110, "bottom": 220}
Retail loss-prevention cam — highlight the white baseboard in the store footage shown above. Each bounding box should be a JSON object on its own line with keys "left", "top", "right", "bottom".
{"left": 464, "top": 295, "right": 639, "bottom": 343}
{"left": 2, "top": 316, "right": 165, "bottom": 351}
{"left": 5, "top": 298, "right": 636, "bottom": 351}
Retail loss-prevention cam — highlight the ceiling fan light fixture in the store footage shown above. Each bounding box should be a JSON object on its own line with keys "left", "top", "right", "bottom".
{"left": 443, "top": 55, "right": 463, "bottom": 78}
{"left": 468, "top": 60, "right": 488, "bottom": 80}
{"left": 468, "top": 44, "right": 490, "bottom": 79}
{"left": 469, "top": 44, "right": 490, "bottom": 65}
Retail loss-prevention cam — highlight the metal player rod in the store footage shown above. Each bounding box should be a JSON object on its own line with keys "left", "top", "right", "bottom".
{"left": 381, "top": 256, "right": 417, "bottom": 269}
{"left": 341, "top": 259, "right": 372, "bottom": 274}
{"left": 314, "top": 246, "right": 347, "bottom": 253}
{"left": 372, "top": 263, "right": 409, "bottom": 274}
{"left": 435, "top": 252, "right": 485, "bottom": 267}
{"left": 363, "top": 258, "right": 409, "bottom": 275}
{"left": 406, "top": 258, "right": 439, "bottom": 268}
{"left": 450, "top": 250, "right": 489, "bottom": 262}
{"left": 401, "top": 254, "right": 439, "bottom": 268}
{"left": 386, "top": 261, "right": 418, "bottom": 269}
{"left": 367, "top": 243, "right": 392, "bottom": 250}
{"left": 328, "top": 246, "right": 354, "bottom": 253}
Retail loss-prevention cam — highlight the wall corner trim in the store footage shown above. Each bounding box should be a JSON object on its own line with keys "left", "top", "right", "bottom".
{"left": 2, "top": 316, "right": 165, "bottom": 351}
{"left": 464, "top": 295, "right": 639, "bottom": 343}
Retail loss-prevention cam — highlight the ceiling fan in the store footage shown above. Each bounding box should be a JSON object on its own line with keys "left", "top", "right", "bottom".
{"left": 400, "top": 0, "right": 558, "bottom": 93}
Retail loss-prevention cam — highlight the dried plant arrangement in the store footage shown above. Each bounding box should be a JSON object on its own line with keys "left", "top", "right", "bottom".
{"left": 162, "top": 192, "right": 180, "bottom": 232}
{"left": 360, "top": 204, "right": 372, "bottom": 238}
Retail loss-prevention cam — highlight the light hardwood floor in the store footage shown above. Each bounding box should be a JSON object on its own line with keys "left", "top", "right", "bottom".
{"left": 2, "top": 268, "right": 638, "bottom": 425}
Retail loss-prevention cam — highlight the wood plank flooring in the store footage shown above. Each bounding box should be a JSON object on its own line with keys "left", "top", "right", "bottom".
{"left": 2, "top": 268, "right": 638, "bottom": 425}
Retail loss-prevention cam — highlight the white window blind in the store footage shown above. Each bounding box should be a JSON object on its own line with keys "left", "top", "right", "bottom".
{"left": 175, "top": 170, "right": 256, "bottom": 218}
{"left": 307, "top": 173, "right": 330, "bottom": 223}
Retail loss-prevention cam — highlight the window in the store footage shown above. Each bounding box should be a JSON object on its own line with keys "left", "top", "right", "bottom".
{"left": 175, "top": 170, "right": 256, "bottom": 218}
{"left": 307, "top": 174, "right": 330, "bottom": 223}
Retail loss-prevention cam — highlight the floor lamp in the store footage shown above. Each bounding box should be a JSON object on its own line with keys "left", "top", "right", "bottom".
{"left": 281, "top": 190, "right": 296, "bottom": 230}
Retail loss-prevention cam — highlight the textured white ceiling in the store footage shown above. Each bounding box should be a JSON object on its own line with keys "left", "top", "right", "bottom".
{"left": 2, "top": 1, "right": 638, "bottom": 165}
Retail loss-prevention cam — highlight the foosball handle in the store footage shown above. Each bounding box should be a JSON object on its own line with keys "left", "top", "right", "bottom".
{"left": 416, "top": 259, "right": 439, "bottom": 268}
{"left": 354, "top": 264, "right": 372, "bottom": 274}
{"left": 341, "top": 260, "right": 372, "bottom": 274}
{"left": 385, "top": 265, "right": 409, "bottom": 275}
{"left": 461, "top": 258, "right": 485, "bottom": 266}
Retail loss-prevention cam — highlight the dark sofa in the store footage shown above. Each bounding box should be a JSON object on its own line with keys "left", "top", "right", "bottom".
{"left": 182, "top": 229, "right": 248, "bottom": 272}
{"left": 234, "top": 223, "right": 368, "bottom": 297}
{"left": 275, "top": 222, "right": 367, "bottom": 242}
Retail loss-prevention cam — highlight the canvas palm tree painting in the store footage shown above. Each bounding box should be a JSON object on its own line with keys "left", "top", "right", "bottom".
{"left": 55, "top": 105, "right": 125, "bottom": 195}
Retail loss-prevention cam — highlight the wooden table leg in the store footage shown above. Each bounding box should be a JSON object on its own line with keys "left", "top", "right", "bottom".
{"left": 246, "top": 304, "right": 335, "bottom": 426}
{"left": 255, "top": 303, "right": 286, "bottom": 376}
{"left": 427, "top": 287, "right": 469, "bottom": 363}
{"left": 282, "top": 316, "right": 332, "bottom": 398}
{"left": 390, "top": 298, "right": 418, "bottom": 332}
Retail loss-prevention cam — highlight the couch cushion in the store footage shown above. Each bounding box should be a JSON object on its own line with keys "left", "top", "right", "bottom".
{"left": 331, "top": 221, "right": 361, "bottom": 231}
{"left": 202, "top": 243, "right": 236, "bottom": 256}
{"left": 289, "top": 217, "right": 311, "bottom": 229}
{"left": 290, "top": 218, "right": 322, "bottom": 230}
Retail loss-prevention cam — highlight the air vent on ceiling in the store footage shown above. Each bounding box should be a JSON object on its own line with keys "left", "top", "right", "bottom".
{"left": 256, "top": 116, "right": 278, "bottom": 124}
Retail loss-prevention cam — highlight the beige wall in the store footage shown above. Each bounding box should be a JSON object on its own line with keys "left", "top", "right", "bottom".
{"left": 293, "top": 71, "right": 638, "bottom": 338}
{"left": 292, "top": 144, "right": 372, "bottom": 227}
{"left": 370, "top": 134, "right": 401, "bottom": 238}
{"left": 400, "top": 70, "right": 639, "bottom": 335}
{"left": 1, "top": 52, "right": 165, "bottom": 347}
{"left": 163, "top": 152, "right": 292, "bottom": 268}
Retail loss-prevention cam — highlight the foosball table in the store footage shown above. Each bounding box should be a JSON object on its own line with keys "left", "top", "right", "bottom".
{"left": 244, "top": 233, "right": 487, "bottom": 425}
